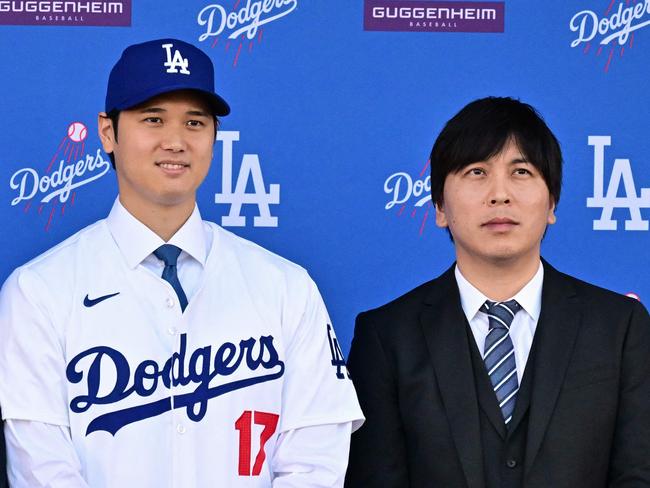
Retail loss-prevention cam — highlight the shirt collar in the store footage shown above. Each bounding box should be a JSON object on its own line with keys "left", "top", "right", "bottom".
{"left": 455, "top": 261, "right": 544, "bottom": 324}
{"left": 106, "top": 198, "right": 207, "bottom": 269}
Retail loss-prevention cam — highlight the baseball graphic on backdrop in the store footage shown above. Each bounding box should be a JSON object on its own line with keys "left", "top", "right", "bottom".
{"left": 67, "top": 122, "right": 88, "bottom": 143}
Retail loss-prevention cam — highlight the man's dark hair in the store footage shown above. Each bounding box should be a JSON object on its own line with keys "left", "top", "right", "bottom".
{"left": 106, "top": 110, "right": 120, "bottom": 169}
{"left": 430, "top": 97, "right": 563, "bottom": 208}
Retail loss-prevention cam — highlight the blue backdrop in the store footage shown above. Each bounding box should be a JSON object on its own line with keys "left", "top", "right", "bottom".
{"left": 2, "top": 0, "right": 649, "bottom": 354}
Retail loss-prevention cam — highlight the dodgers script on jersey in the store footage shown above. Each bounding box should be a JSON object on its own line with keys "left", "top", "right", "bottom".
{"left": 0, "top": 204, "right": 363, "bottom": 487}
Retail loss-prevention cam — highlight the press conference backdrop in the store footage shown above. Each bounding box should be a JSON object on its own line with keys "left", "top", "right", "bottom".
{"left": 1, "top": 0, "right": 649, "bottom": 354}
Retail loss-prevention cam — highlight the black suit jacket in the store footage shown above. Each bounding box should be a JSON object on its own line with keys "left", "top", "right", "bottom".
{"left": 346, "top": 261, "right": 650, "bottom": 487}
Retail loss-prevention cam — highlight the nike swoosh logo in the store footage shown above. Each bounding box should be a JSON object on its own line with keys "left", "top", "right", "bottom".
{"left": 84, "top": 292, "right": 120, "bottom": 307}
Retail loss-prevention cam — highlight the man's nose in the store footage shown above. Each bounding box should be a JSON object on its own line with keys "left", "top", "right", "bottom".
{"left": 160, "top": 128, "right": 186, "bottom": 152}
{"left": 487, "top": 175, "right": 511, "bottom": 205}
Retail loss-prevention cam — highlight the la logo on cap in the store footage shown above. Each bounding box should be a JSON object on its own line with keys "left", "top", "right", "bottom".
{"left": 162, "top": 43, "right": 190, "bottom": 75}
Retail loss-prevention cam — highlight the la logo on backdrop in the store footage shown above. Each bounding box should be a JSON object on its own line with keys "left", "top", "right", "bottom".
{"left": 214, "top": 131, "right": 280, "bottom": 227}
{"left": 585, "top": 135, "right": 648, "bottom": 303}
{"left": 586, "top": 135, "right": 650, "bottom": 231}
{"left": 9, "top": 122, "right": 111, "bottom": 232}
{"left": 569, "top": 0, "right": 650, "bottom": 72}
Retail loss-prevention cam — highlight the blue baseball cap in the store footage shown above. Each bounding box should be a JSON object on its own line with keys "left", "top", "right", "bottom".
{"left": 105, "top": 38, "right": 230, "bottom": 116}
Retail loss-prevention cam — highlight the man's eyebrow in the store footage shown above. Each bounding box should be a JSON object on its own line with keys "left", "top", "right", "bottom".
{"left": 466, "top": 156, "right": 529, "bottom": 166}
{"left": 135, "top": 107, "right": 210, "bottom": 116}
{"left": 137, "top": 107, "right": 165, "bottom": 113}
{"left": 509, "top": 157, "right": 530, "bottom": 164}
{"left": 186, "top": 109, "right": 210, "bottom": 117}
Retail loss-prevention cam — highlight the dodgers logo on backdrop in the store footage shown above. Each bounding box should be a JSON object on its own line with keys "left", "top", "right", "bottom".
{"left": 8, "top": 121, "right": 111, "bottom": 231}
{"left": 586, "top": 135, "right": 650, "bottom": 231}
{"left": 162, "top": 43, "right": 190, "bottom": 74}
{"left": 214, "top": 130, "right": 280, "bottom": 227}
{"left": 569, "top": 1, "right": 650, "bottom": 72}
{"left": 66, "top": 333, "right": 285, "bottom": 435}
{"left": 363, "top": 0, "right": 505, "bottom": 33}
{"left": 384, "top": 159, "right": 434, "bottom": 235}
{"left": 197, "top": 0, "right": 298, "bottom": 67}
{"left": 0, "top": 0, "right": 131, "bottom": 26}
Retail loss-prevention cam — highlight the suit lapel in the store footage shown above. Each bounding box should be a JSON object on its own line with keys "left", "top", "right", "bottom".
{"left": 524, "top": 261, "right": 582, "bottom": 475}
{"left": 420, "top": 266, "right": 486, "bottom": 488}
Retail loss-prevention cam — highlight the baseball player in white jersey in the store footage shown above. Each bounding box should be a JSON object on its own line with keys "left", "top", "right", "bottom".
{"left": 0, "top": 38, "right": 364, "bottom": 487}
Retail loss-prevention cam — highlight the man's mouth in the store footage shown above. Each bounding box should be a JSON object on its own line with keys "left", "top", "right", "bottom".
{"left": 156, "top": 161, "right": 190, "bottom": 170}
{"left": 482, "top": 217, "right": 519, "bottom": 230}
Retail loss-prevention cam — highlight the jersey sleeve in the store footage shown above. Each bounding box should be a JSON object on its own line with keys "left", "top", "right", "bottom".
{"left": 0, "top": 268, "right": 70, "bottom": 425}
{"left": 278, "top": 273, "right": 364, "bottom": 434}
{"left": 5, "top": 420, "right": 89, "bottom": 487}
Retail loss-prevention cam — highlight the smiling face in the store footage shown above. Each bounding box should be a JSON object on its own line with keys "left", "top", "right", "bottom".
{"left": 98, "top": 90, "right": 215, "bottom": 217}
{"left": 435, "top": 139, "right": 556, "bottom": 268}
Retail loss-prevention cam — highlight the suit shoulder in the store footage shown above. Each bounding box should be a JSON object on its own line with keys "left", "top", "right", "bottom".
{"left": 356, "top": 273, "right": 447, "bottom": 331}
{"left": 561, "top": 270, "right": 638, "bottom": 305}
{"left": 554, "top": 268, "right": 647, "bottom": 317}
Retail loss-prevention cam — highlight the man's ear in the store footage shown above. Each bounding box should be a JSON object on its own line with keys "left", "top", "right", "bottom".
{"left": 98, "top": 112, "right": 116, "bottom": 154}
{"left": 435, "top": 201, "right": 448, "bottom": 228}
{"left": 547, "top": 200, "right": 557, "bottom": 225}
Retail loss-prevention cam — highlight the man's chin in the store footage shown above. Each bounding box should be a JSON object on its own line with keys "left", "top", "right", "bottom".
{"left": 481, "top": 247, "right": 542, "bottom": 267}
{"left": 157, "top": 194, "right": 196, "bottom": 208}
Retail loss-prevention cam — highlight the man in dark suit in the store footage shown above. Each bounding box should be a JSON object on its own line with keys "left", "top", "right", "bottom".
{"left": 345, "top": 97, "right": 650, "bottom": 488}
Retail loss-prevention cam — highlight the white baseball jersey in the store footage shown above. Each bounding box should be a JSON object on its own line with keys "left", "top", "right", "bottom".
{"left": 0, "top": 200, "right": 363, "bottom": 487}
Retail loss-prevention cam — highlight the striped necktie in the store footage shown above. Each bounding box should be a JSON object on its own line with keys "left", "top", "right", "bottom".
{"left": 482, "top": 299, "right": 521, "bottom": 426}
{"left": 154, "top": 244, "right": 188, "bottom": 312}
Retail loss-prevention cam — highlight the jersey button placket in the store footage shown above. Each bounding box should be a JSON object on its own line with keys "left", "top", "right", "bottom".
{"left": 172, "top": 397, "right": 191, "bottom": 486}
{"left": 170, "top": 331, "right": 183, "bottom": 487}
{"left": 166, "top": 278, "right": 187, "bottom": 488}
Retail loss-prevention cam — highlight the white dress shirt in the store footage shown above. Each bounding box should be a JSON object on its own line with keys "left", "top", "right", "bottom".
{"left": 2, "top": 198, "right": 361, "bottom": 487}
{"left": 455, "top": 262, "right": 544, "bottom": 384}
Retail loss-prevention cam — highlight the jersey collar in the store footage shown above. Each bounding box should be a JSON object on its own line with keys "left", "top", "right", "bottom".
{"left": 106, "top": 197, "right": 207, "bottom": 269}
